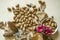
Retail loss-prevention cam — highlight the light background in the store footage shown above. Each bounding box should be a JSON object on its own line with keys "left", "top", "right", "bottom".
{"left": 0, "top": 0, "right": 60, "bottom": 40}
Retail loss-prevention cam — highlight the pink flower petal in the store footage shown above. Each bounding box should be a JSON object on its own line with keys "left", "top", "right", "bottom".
{"left": 36, "top": 25, "right": 52, "bottom": 35}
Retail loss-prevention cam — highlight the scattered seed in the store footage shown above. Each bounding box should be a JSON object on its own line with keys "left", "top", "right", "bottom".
{"left": 7, "top": 8, "right": 11, "bottom": 12}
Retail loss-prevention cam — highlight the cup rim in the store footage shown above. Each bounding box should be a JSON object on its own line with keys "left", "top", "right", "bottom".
{"left": 52, "top": 27, "right": 58, "bottom": 35}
